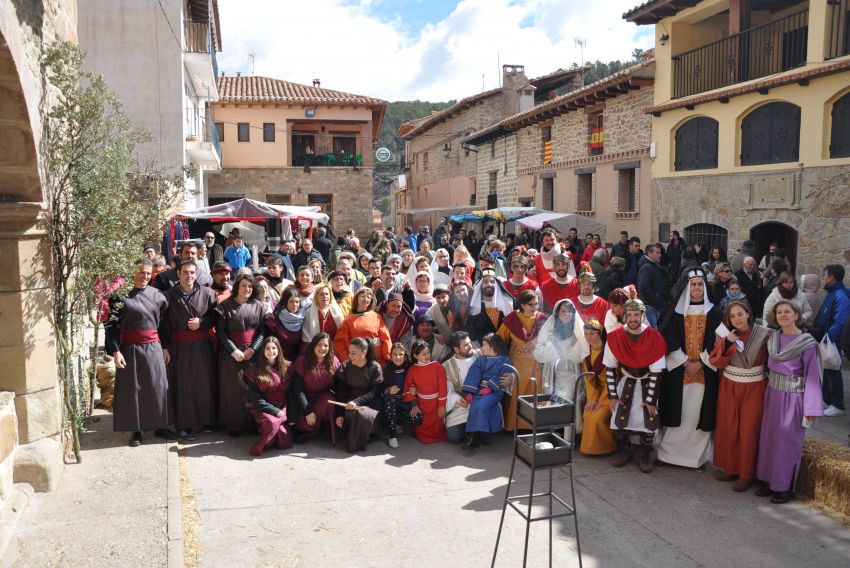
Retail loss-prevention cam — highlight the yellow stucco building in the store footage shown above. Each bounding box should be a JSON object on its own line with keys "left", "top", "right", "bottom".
{"left": 626, "top": 0, "right": 850, "bottom": 274}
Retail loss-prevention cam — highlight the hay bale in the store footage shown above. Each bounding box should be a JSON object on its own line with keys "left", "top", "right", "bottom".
{"left": 95, "top": 362, "right": 115, "bottom": 410}
{"left": 798, "top": 437, "right": 850, "bottom": 520}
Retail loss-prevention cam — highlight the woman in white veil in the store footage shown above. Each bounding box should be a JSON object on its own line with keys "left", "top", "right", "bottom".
{"left": 533, "top": 299, "right": 590, "bottom": 430}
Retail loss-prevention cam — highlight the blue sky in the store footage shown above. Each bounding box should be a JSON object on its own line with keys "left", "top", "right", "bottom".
{"left": 217, "top": 0, "right": 655, "bottom": 101}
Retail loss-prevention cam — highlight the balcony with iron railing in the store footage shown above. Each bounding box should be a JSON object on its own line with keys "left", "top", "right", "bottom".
{"left": 185, "top": 108, "right": 221, "bottom": 168}
{"left": 827, "top": 0, "right": 850, "bottom": 59}
{"left": 183, "top": 19, "right": 219, "bottom": 99}
{"left": 672, "top": 9, "right": 809, "bottom": 99}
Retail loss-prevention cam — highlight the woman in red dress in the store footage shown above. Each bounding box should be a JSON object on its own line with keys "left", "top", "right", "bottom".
{"left": 292, "top": 333, "right": 341, "bottom": 445}
{"left": 403, "top": 339, "right": 448, "bottom": 444}
{"left": 333, "top": 288, "right": 392, "bottom": 364}
{"left": 243, "top": 336, "right": 294, "bottom": 456}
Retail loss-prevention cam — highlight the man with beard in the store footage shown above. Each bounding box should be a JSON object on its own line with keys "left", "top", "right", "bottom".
{"left": 210, "top": 262, "right": 232, "bottom": 301}
{"left": 575, "top": 264, "right": 610, "bottom": 323}
{"left": 534, "top": 228, "right": 563, "bottom": 286}
{"left": 329, "top": 270, "right": 354, "bottom": 316}
{"left": 426, "top": 284, "right": 454, "bottom": 342}
{"left": 657, "top": 269, "right": 720, "bottom": 470}
{"left": 467, "top": 270, "right": 516, "bottom": 344}
{"left": 448, "top": 279, "right": 472, "bottom": 333}
{"left": 154, "top": 242, "right": 212, "bottom": 290}
{"left": 604, "top": 295, "right": 667, "bottom": 472}
{"left": 443, "top": 331, "right": 479, "bottom": 443}
{"left": 504, "top": 255, "right": 538, "bottom": 300}
{"left": 375, "top": 264, "right": 398, "bottom": 305}
{"left": 107, "top": 259, "right": 174, "bottom": 447}
{"left": 540, "top": 254, "right": 579, "bottom": 313}
{"left": 378, "top": 291, "right": 415, "bottom": 345}
{"left": 163, "top": 260, "right": 218, "bottom": 440}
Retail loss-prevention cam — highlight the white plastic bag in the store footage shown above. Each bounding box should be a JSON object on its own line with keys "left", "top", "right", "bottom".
{"left": 819, "top": 335, "right": 843, "bottom": 370}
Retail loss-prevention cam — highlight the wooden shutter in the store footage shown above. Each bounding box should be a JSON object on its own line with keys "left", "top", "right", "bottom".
{"left": 741, "top": 102, "right": 800, "bottom": 166}
{"left": 675, "top": 117, "right": 718, "bottom": 171}
{"left": 830, "top": 92, "right": 850, "bottom": 159}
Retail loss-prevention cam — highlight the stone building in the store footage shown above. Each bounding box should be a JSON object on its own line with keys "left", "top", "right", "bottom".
{"left": 206, "top": 75, "right": 386, "bottom": 237}
{"left": 0, "top": 0, "right": 79, "bottom": 496}
{"left": 78, "top": 0, "right": 223, "bottom": 209}
{"left": 625, "top": 0, "right": 850, "bottom": 274}
{"left": 397, "top": 65, "right": 584, "bottom": 230}
{"left": 464, "top": 59, "right": 655, "bottom": 242}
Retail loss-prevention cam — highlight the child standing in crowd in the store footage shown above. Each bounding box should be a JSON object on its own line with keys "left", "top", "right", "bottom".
{"left": 382, "top": 343, "right": 422, "bottom": 448}
{"left": 403, "top": 340, "right": 449, "bottom": 444}
{"left": 462, "top": 334, "right": 517, "bottom": 449}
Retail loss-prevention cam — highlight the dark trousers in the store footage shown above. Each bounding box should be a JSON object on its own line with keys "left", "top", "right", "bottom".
{"left": 383, "top": 392, "right": 422, "bottom": 438}
{"left": 823, "top": 368, "right": 845, "bottom": 410}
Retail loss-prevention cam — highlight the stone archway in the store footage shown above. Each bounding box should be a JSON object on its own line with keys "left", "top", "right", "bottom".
{"left": 750, "top": 221, "right": 799, "bottom": 273}
{"left": 0, "top": 17, "right": 64, "bottom": 494}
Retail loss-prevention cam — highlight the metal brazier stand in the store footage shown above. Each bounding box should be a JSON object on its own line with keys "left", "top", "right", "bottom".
{"left": 491, "top": 375, "right": 589, "bottom": 568}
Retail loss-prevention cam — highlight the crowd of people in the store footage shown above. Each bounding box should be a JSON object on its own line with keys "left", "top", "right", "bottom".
{"left": 106, "top": 221, "right": 850, "bottom": 505}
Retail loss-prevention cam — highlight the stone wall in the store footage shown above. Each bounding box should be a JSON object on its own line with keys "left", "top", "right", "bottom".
{"left": 206, "top": 166, "right": 376, "bottom": 236}
{"left": 475, "top": 135, "right": 518, "bottom": 207}
{"left": 0, "top": 392, "right": 17, "bottom": 500}
{"left": 653, "top": 164, "right": 850, "bottom": 275}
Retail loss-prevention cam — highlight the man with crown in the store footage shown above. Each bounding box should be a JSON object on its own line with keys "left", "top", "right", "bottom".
{"left": 603, "top": 292, "right": 667, "bottom": 473}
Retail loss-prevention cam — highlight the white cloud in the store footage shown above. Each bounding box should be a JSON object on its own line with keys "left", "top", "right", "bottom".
{"left": 216, "top": 0, "right": 654, "bottom": 102}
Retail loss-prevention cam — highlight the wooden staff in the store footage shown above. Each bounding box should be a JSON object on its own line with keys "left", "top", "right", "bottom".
{"left": 328, "top": 400, "right": 365, "bottom": 413}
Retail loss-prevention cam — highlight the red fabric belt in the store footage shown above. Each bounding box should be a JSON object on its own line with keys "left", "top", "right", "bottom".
{"left": 229, "top": 330, "right": 255, "bottom": 346}
{"left": 121, "top": 329, "right": 159, "bottom": 344}
{"left": 171, "top": 329, "right": 206, "bottom": 343}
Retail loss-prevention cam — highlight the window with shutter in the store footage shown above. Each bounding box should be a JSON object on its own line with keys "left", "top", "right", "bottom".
{"left": 741, "top": 102, "right": 800, "bottom": 166}
{"left": 830, "top": 92, "right": 850, "bottom": 159}
{"left": 674, "top": 117, "right": 718, "bottom": 171}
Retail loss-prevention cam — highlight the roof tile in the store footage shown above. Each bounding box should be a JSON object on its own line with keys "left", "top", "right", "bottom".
{"left": 217, "top": 76, "right": 387, "bottom": 107}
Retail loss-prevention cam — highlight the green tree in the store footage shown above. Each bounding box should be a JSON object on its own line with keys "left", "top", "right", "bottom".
{"left": 43, "top": 42, "right": 191, "bottom": 461}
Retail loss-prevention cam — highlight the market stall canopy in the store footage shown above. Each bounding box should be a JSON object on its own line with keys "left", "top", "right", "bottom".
{"left": 448, "top": 206, "right": 542, "bottom": 224}
{"left": 516, "top": 212, "right": 607, "bottom": 239}
{"left": 175, "top": 198, "right": 329, "bottom": 224}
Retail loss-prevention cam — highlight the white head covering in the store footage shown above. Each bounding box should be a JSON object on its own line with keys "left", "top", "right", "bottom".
{"left": 407, "top": 255, "right": 432, "bottom": 287}
{"left": 538, "top": 299, "right": 590, "bottom": 359}
{"left": 470, "top": 271, "right": 514, "bottom": 316}
{"left": 430, "top": 248, "right": 452, "bottom": 286}
{"left": 411, "top": 269, "right": 435, "bottom": 305}
{"left": 674, "top": 268, "right": 714, "bottom": 315}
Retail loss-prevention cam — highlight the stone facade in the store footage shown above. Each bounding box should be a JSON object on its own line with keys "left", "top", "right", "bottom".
{"left": 0, "top": 0, "right": 79, "bottom": 494}
{"left": 653, "top": 165, "right": 850, "bottom": 276}
{"left": 206, "top": 166, "right": 375, "bottom": 237}
{"left": 475, "top": 135, "right": 518, "bottom": 207}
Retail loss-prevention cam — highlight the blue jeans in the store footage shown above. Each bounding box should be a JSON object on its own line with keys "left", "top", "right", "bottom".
{"left": 447, "top": 423, "right": 466, "bottom": 443}
{"left": 822, "top": 368, "right": 845, "bottom": 410}
{"left": 645, "top": 306, "right": 660, "bottom": 329}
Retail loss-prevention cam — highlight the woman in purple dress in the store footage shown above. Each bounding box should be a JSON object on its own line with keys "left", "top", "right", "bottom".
{"left": 292, "top": 333, "right": 341, "bottom": 445}
{"left": 243, "top": 337, "right": 294, "bottom": 456}
{"left": 755, "top": 299, "right": 823, "bottom": 504}
{"left": 266, "top": 286, "right": 305, "bottom": 361}
{"left": 215, "top": 274, "right": 266, "bottom": 435}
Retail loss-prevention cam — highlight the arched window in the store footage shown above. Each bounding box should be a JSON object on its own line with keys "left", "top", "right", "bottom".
{"left": 740, "top": 102, "right": 800, "bottom": 166}
{"left": 674, "top": 117, "right": 718, "bottom": 171}
{"left": 685, "top": 223, "right": 728, "bottom": 254}
{"left": 830, "top": 91, "right": 850, "bottom": 159}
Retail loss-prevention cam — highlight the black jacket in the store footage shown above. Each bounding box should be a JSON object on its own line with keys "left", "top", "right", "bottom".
{"left": 637, "top": 256, "right": 666, "bottom": 310}
{"left": 598, "top": 267, "right": 625, "bottom": 300}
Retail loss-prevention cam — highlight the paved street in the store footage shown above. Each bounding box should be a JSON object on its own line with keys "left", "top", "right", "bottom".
{"left": 9, "top": 405, "right": 850, "bottom": 568}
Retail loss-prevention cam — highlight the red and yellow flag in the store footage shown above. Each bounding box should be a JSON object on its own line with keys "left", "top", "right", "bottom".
{"left": 589, "top": 128, "right": 604, "bottom": 150}
{"left": 543, "top": 140, "right": 553, "bottom": 164}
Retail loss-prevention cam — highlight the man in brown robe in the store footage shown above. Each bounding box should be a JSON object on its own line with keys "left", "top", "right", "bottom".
{"left": 164, "top": 260, "right": 218, "bottom": 440}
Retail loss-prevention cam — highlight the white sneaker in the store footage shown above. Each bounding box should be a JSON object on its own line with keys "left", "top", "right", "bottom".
{"left": 388, "top": 437, "right": 399, "bottom": 449}
{"left": 824, "top": 406, "right": 846, "bottom": 417}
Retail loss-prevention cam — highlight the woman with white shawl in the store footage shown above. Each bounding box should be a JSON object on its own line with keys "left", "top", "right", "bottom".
{"left": 406, "top": 262, "right": 435, "bottom": 319}
{"left": 301, "top": 283, "right": 345, "bottom": 346}
{"left": 534, "top": 299, "right": 590, "bottom": 401}
{"left": 430, "top": 248, "right": 452, "bottom": 287}
{"left": 533, "top": 299, "right": 590, "bottom": 431}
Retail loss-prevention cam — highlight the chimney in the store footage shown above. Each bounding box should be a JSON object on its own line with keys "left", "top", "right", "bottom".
{"left": 236, "top": 71, "right": 241, "bottom": 77}
{"left": 313, "top": 78, "right": 321, "bottom": 88}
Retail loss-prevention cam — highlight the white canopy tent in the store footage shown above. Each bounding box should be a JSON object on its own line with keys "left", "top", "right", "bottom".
{"left": 516, "top": 212, "right": 608, "bottom": 241}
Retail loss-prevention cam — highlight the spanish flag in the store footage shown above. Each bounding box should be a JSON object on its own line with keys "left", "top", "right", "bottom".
{"left": 543, "top": 140, "right": 553, "bottom": 164}
{"left": 589, "top": 128, "right": 604, "bottom": 150}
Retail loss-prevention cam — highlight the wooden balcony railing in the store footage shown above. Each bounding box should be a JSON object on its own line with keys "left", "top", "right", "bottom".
{"left": 672, "top": 10, "right": 808, "bottom": 99}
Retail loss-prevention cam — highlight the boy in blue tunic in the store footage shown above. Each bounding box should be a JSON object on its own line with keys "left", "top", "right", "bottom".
{"left": 462, "top": 333, "right": 517, "bottom": 449}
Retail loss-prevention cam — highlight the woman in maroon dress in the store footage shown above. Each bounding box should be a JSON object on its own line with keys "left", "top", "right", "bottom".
{"left": 266, "top": 286, "right": 305, "bottom": 361}
{"left": 215, "top": 274, "right": 266, "bottom": 435}
{"left": 292, "top": 333, "right": 341, "bottom": 444}
{"left": 243, "top": 337, "right": 294, "bottom": 456}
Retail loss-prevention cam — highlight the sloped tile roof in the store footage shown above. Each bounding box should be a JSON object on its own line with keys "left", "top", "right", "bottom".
{"left": 218, "top": 76, "right": 387, "bottom": 107}
{"left": 401, "top": 87, "right": 503, "bottom": 139}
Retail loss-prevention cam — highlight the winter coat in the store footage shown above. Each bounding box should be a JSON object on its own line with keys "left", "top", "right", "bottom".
{"left": 814, "top": 281, "right": 850, "bottom": 343}
{"left": 762, "top": 287, "right": 812, "bottom": 327}
{"left": 800, "top": 274, "right": 823, "bottom": 319}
